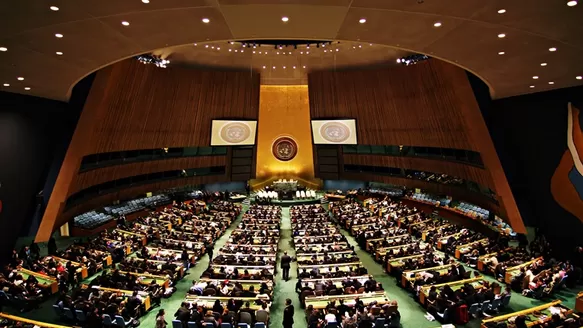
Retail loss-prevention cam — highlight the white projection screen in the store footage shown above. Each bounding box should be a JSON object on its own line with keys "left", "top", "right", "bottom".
{"left": 211, "top": 120, "right": 258, "bottom": 146}
{"left": 311, "top": 119, "right": 358, "bottom": 145}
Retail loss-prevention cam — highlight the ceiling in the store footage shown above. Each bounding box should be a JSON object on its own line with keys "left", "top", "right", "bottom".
{"left": 160, "top": 41, "right": 413, "bottom": 85}
{"left": 0, "top": 0, "right": 582, "bottom": 101}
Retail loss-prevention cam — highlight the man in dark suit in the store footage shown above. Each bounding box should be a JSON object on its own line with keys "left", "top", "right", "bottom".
{"left": 174, "top": 302, "right": 191, "bottom": 327}
{"left": 281, "top": 251, "right": 292, "bottom": 281}
{"left": 283, "top": 298, "right": 294, "bottom": 328}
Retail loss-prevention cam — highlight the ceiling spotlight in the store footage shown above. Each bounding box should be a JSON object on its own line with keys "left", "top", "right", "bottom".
{"left": 306, "top": 51, "right": 309, "bottom": 54}
{"left": 359, "top": 18, "right": 367, "bottom": 24}
{"left": 205, "top": 45, "right": 209, "bottom": 48}
{"left": 497, "top": 9, "right": 506, "bottom": 14}
{"left": 24, "top": 87, "right": 31, "bottom": 90}
{"left": 217, "top": 47, "right": 220, "bottom": 50}
{"left": 50, "top": 6, "right": 59, "bottom": 11}
{"left": 433, "top": 22, "right": 442, "bottom": 27}
{"left": 283, "top": 66, "right": 286, "bottom": 69}
{"left": 142, "top": 0, "right": 149, "bottom": 3}
{"left": 549, "top": 47, "right": 557, "bottom": 52}
{"left": 397, "top": 59, "right": 401, "bottom": 63}
{"left": 549, "top": 81, "right": 555, "bottom": 85}
{"left": 540, "top": 62, "right": 547, "bottom": 66}
{"left": 241, "top": 50, "right": 244, "bottom": 52}
{"left": 272, "top": 66, "right": 276, "bottom": 69}
{"left": 253, "top": 51, "right": 255, "bottom": 54}
{"left": 228, "top": 49, "right": 231, "bottom": 52}
{"left": 202, "top": 18, "right": 210, "bottom": 23}
{"left": 303, "top": 66, "right": 306, "bottom": 68}
{"left": 530, "top": 85, "right": 535, "bottom": 88}
{"left": 293, "top": 66, "right": 296, "bottom": 69}
{"left": 567, "top": 0, "right": 578, "bottom": 6}
{"left": 235, "top": 50, "right": 238, "bottom": 52}
{"left": 262, "top": 66, "right": 266, "bottom": 69}
{"left": 336, "top": 49, "right": 339, "bottom": 52}
{"left": 0, "top": 47, "right": 7, "bottom": 52}
{"left": 281, "top": 16, "right": 289, "bottom": 22}
{"left": 56, "top": 51, "right": 63, "bottom": 55}
{"left": 17, "top": 77, "right": 24, "bottom": 81}
{"left": 498, "top": 51, "right": 505, "bottom": 55}
{"left": 121, "top": 21, "right": 130, "bottom": 26}
{"left": 194, "top": 43, "right": 197, "bottom": 46}
{"left": 55, "top": 33, "right": 63, "bottom": 38}
{"left": 577, "top": 76, "right": 582, "bottom": 80}
{"left": 498, "top": 33, "right": 506, "bottom": 38}
{"left": 3, "top": 83, "right": 9, "bottom": 87}
{"left": 532, "top": 76, "right": 539, "bottom": 79}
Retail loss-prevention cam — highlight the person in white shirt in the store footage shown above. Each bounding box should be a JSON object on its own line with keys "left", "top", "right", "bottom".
{"left": 325, "top": 312, "right": 337, "bottom": 324}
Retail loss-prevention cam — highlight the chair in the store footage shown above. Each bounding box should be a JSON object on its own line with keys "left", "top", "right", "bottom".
{"left": 205, "top": 323, "right": 215, "bottom": 328}
{"left": 238, "top": 324, "right": 250, "bottom": 328}
{"left": 374, "top": 318, "right": 386, "bottom": 328}
{"left": 254, "top": 324, "right": 266, "bottom": 328}
{"left": 300, "top": 190, "right": 306, "bottom": 198}
{"left": 63, "top": 308, "right": 76, "bottom": 322}
{"left": 75, "top": 310, "right": 87, "bottom": 323}
{"left": 187, "top": 322, "right": 198, "bottom": 328}
{"left": 491, "top": 297, "right": 502, "bottom": 312}
{"left": 221, "top": 323, "right": 232, "bottom": 328}
{"left": 173, "top": 320, "right": 183, "bottom": 328}
{"left": 52, "top": 304, "right": 64, "bottom": 318}
{"left": 500, "top": 295, "right": 511, "bottom": 309}
{"left": 468, "top": 303, "right": 481, "bottom": 318}
{"left": 102, "top": 314, "right": 113, "bottom": 327}
{"left": 115, "top": 315, "right": 133, "bottom": 328}
{"left": 326, "top": 323, "right": 338, "bottom": 328}
{"left": 435, "top": 307, "right": 451, "bottom": 323}
{"left": 296, "top": 191, "right": 301, "bottom": 199}
{"left": 481, "top": 300, "right": 492, "bottom": 315}
{"left": 388, "top": 315, "right": 400, "bottom": 328}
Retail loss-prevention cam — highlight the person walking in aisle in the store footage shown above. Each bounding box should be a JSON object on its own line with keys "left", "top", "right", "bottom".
{"left": 156, "top": 309, "right": 167, "bottom": 328}
{"left": 283, "top": 298, "right": 294, "bottom": 328}
{"left": 206, "top": 240, "right": 214, "bottom": 262}
{"left": 281, "top": 251, "right": 292, "bottom": 281}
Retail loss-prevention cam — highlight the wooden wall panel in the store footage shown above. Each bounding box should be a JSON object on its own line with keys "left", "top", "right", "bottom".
{"left": 342, "top": 173, "right": 501, "bottom": 216}
{"left": 61, "top": 175, "right": 229, "bottom": 223}
{"left": 343, "top": 154, "right": 494, "bottom": 190}
{"left": 70, "top": 156, "right": 227, "bottom": 194}
{"left": 308, "top": 59, "right": 478, "bottom": 150}
{"left": 38, "top": 59, "right": 260, "bottom": 241}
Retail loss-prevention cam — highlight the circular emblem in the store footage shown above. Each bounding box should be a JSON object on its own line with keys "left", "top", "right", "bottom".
{"left": 320, "top": 121, "right": 351, "bottom": 143}
{"left": 220, "top": 122, "right": 251, "bottom": 144}
{"left": 272, "top": 137, "right": 298, "bottom": 161}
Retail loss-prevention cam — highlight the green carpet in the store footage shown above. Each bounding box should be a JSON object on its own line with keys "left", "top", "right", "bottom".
{"left": 8, "top": 202, "right": 582, "bottom": 328}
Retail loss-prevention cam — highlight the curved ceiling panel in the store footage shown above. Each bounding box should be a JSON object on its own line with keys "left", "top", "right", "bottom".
{"left": 0, "top": 0, "right": 581, "bottom": 101}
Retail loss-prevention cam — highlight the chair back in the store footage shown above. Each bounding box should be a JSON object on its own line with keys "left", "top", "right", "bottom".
{"left": 481, "top": 300, "right": 491, "bottom": 313}
{"left": 63, "top": 308, "right": 76, "bottom": 321}
{"left": 205, "top": 323, "right": 215, "bottom": 328}
{"left": 187, "top": 322, "right": 199, "bottom": 328}
{"left": 501, "top": 294, "right": 511, "bottom": 308}
{"left": 52, "top": 304, "right": 63, "bottom": 317}
{"left": 115, "top": 315, "right": 127, "bottom": 327}
{"left": 326, "top": 322, "right": 338, "bottom": 328}
{"left": 491, "top": 297, "right": 502, "bottom": 309}
{"left": 173, "top": 320, "right": 184, "bottom": 328}
{"left": 374, "top": 318, "right": 386, "bottom": 328}
{"left": 468, "top": 303, "right": 481, "bottom": 317}
{"left": 254, "top": 323, "right": 266, "bottom": 328}
{"left": 238, "top": 324, "right": 250, "bottom": 328}
{"left": 388, "top": 315, "right": 400, "bottom": 328}
{"left": 102, "top": 314, "right": 113, "bottom": 326}
{"left": 75, "top": 309, "right": 87, "bottom": 322}
{"left": 221, "top": 323, "right": 232, "bottom": 328}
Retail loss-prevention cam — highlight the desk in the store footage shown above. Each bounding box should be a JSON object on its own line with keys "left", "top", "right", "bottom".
{"left": 114, "top": 229, "right": 147, "bottom": 246}
{"left": 419, "top": 277, "right": 487, "bottom": 305}
{"left": 406, "top": 219, "right": 432, "bottom": 233}
{"left": 198, "top": 278, "right": 273, "bottom": 292}
{"left": 477, "top": 252, "right": 499, "bottom": 272}
{"left": 185, "top": 295, "right": 267, "bottom": 310}
{"left": 211, "top": 265, "right": 274, "bottom": 276}
{"left": 104, "top": 239, "right": 133, "bottom": 255}
{"left": 576, "top": 291, "right": 583, "bottom": 313}
{"left": 129, "top": 258, "right": 185, "bottom": 279}
{"left": 304, "top": 291, "right": 389, "bottom": 309}
{"left": 421, "top": 224, "right": 451, "bottom": 241}
{"left": 326, "top": 194, "right": 346, "bottom": 201}
{"left": 365, "top": 234, "right": 409, "bottom": 252}
{"left": 481, "top": 300, "right": 573, "bottom": 328}
{"left": 401, "top": 264, "right": 452, "bottom": 289}
{"left": 298, "top": 262, "right": 362, "bottom": 274}
{"left": 45, "top": 256, "right": 89, "bottom": 279}
{"left": 375, "top": 242, "right": 418, "bottom": 261}
{"left": 504, "top": 257, "right": 542, "bottom": 284}
{"left": 116, "top": 270, "right": 170, "bottom": 289}
{"left": 86, "top": 285, "right": 151, "bottom": 311}
{"left": 18, "top": 268, "right": 58, "bottom": 294}
{"left": 146, "top": 246, "right": 197, "bottom": 264}
{"left": 296, "top": 250, "right": 354, "bottom": 262}
{"left": 455, "top": 238, "right": 490, "bottom": 259}
{"left": 0, "top": 313, "right": 72, "bottom": 328}
{"left": 436, "top": 232, "right": 463, "bottom": 250}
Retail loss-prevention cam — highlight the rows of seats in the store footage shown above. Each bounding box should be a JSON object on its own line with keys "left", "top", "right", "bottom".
{"left": 104, "top": 199, "right": 145, "bottom": 216}
{"left": 454, "top": 202, "right": 489, "bottom": 220}
{"left": 295, "top": 190, "right": 317, "bottom": 199}
{"left": 409, "top": 192, "right": 451, "bottom": 206}
{"left": 73, "top": 211, "right": 113, "bottom": 229}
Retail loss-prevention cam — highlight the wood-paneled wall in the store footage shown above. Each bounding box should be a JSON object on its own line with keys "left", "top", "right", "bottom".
{"left": 70, "top": 156, "right": 227, "bottom": 195}
{"left": 37, "top": 60, "right": 260, "bottom": 241}
{"left": 343, "top": 154, "right": 494, "bottom": 190}
{"left": 343, "top": 173, "right": 501, "bottom": 215}
{"left": 308, "top": 60, "right": 478, "bottom": 150}
{"left": 309, "top": 59, "right": 525, "bottom": 233}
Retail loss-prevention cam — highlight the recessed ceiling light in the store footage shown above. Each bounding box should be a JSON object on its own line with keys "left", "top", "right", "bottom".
{"left": 498, "top": 9, "right": 506, "bottom": 14}
{"left": 56, "top": 51, "right": 63, "bottom": 55}
{"left": 498, "top": 33, "right": 506, "bottom": 38}
{"left": 533, "top": 76, "right": 539, "bottom": 79}
{"left": 50, "top": 6, "right": 59, "bottom": 11}
{"left": 567, "top": 0, "right": 578, "bottom": 6}
{"left": 549, "top": 47, "right": 557, "bottom": 52}
{"left": 498, "top": 51, "right": 505, "bottom": 55}
{"left": 293, "top": 66, "right": 296, "bottom": 69}
{"left": 228, "top": 49, "right": 231, "bottom": 52}
{"left": 283, "top": 66, "right": 286, "bottom": 69}
{"left": 303, "top": 66, "right": 306, "bottom": 68}
{"left": 272, "top": 66, "right": 276, "bottom": 69}
{"left": 3, "top": 83, "right": 9, "bottom": 87}
{"left": 530, "top": 85, "right": 535, "bottom": 88}
{"left": 262, "top": 66, "right": 266, "bottom": 69}
{"left": 24, "top": 87, "right": 31, "bottom": 90}
{"left": 281, "top": 17, "right": 289, "bottom": 22}
{"left": 541, "top": 63, "right": 548, "bottom": 67}
{"left": 142, "top": 0, "right": 149, "bottom": 3}
{"left": 202, "top": 18, "right": 210, "bottom": 23}
{"left": 0, "top": 47, "right": 7, "bottom": 52}
{"left": 548, "top": 81, "right": 555, "bottom": 85}
{"left": 17, "top": 77, "right": 24, "bottom": 81}
{"left": 433, "top": 22, "right": 442, "bottom": 27}
{"left": 577, "top": 76, "right": 582, "bottom": 80}
{"left": 55, "top": 33, "right": 63, "bottom": 38}
{"left": 359, "top": 18, "right": 366, "bottom": 24}
{"left": 121, "top": 21, "right": 130, "bottom": 26}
